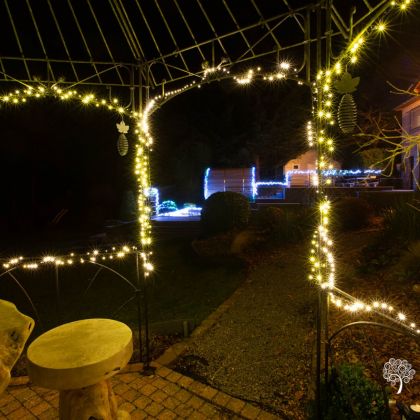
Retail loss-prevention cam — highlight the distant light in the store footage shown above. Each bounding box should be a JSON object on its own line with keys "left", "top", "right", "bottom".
{"left": 157, "top": 207, "right": 202, "bottom": 218}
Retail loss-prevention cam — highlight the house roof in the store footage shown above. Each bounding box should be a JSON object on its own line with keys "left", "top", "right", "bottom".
{"left": 394, "top": 80, "right": 420, "bottom": 111}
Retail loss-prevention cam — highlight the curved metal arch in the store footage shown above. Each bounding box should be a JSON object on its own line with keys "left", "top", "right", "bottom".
{"left": 147, "top": 68, "right": 313, "bottom": 116}
{"left": 87, "top": 261, "right": 137, "bottom": 291}
{"left": 328, "top": 321, "right": 420, "bottom": 345}
{"left": 0, "top": 267, "right": 43, "bottom": 328}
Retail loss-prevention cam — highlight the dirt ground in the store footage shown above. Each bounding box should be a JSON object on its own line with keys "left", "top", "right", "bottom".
{"left": 175, "top": 244, "right": 317, "bottom": 419}
{"left": 174, "top": 230, "right": 420, "bottom": 419}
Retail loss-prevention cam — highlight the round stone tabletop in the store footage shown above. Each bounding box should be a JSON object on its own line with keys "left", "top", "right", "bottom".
{"left": 27, "top": 318, "right": 133, "bottom": 390}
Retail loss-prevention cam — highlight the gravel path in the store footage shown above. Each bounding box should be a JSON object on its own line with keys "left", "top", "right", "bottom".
{"left": 175, "top": 246, "right": 317, "bottom": 419}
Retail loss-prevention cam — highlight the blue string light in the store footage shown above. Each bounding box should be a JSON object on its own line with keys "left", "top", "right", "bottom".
{"left": 204, "top": 167, "right": 211, "bottom": 199}
{"left": 251, "top": 166, "right": 257, "bottom": 199}
{"left": 254, "top": 168, "right": 381, "bottom": 195}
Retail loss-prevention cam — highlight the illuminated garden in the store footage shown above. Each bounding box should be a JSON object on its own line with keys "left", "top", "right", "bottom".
{"left": 0, "top": 1, "right": 419, "bottom": 419}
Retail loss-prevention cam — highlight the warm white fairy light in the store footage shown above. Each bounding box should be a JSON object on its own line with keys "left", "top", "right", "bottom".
{"left": 23, "top": 263, "right": 38, "bottom": 270}
{"left": 135, "top": 98, "right": 157, "bottom": 277}
{"left": 1, "top": 0, "right": 416, "bottom": 331}
{"left": 1, "top": 245, "right": 139, "bottom": 271}
{"left": 309, "top": 0, "right": 418, "bottom": 337}
{"left": 309, "top": 200, "right": 335, "bottom": 290}
{"left": 376, "top": 22, "right": 387, "bottom": 32}
{"left": 0, "top": 85, "right": 131, "bottom": 116}
{"left": 234, "top": 69, "right": 256, "bottom": 85}
{"left": 307, "top": 121, "right": 314, "bottom": 147}
{"left": 330, "top": 292, "right": 419, "bottom": 334}
{"left": 0, "top": 82, "right": 156, "bottom": 278}
{"left": 1, "top": 84, "right": 152, "bottom": 270}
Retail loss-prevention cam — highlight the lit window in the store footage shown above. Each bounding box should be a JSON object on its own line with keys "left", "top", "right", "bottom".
{"left": 410, "top": 106, "right": 420, "bottom": 129}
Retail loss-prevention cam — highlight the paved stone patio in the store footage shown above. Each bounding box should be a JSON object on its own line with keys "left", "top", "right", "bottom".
{"left": 0, "top": 363, "right": 279, "bottom": 419}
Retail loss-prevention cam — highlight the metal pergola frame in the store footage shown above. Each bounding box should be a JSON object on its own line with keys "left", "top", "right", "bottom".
{"left": 2, "top": 2, "right": 417, "bottom": 418}
{"left": 0, "top": 0, "right": 394, "bottom": 110}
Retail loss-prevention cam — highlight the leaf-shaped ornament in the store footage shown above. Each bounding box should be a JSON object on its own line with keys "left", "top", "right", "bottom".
{"left": 334, "top": 72, "right": 360, "bottom": 94}
{"left": 116, "top": 120, "right": 130, "bottom": 134}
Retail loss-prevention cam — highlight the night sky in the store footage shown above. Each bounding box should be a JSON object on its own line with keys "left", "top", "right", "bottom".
{"left": 0, "top": 3, "right": 419, "bottom": 253}
{"left": 0, "top": 99, "right": 133, "bottom": 251}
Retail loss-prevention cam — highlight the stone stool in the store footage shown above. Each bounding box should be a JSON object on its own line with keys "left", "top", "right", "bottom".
{"left": 27, "top": 318, "right": 133, "bottom": 420}
{"left": 0, "top": 299, "right": 34, "bottom": 395}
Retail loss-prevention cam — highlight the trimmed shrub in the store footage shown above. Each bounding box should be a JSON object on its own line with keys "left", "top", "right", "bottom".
{"left": 256, "top": 206, "right": 314, "bottom": 245}
{"left": 201, "top": 192, "right": 250, "bottom": 237}
{"left": 257, "top": 206, "right": 285, "bottom": 231}
{"left": 324, "top": 363, "right": 389, "bottom": 420}
{"left": 334, "top": 197, "right": 373, "bottom": 231}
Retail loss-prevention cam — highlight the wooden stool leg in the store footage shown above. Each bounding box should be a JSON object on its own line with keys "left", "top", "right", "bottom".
{"left": 59, "top": 380, "right": 130, "bottom": 420}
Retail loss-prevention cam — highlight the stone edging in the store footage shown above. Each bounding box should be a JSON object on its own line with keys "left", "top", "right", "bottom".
{"left": 151, "top": 362, "right": 278, "bottom": 419}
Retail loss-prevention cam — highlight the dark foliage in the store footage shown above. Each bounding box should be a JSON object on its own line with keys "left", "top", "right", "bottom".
{"left": 382, "top": 200, "right": 420, "bottom": 241}
{"left": 334, "top": 197, "right": 373, "bottom": 231}
{"left": 255, "top": 206, "right": 315, "bottom": 245}
{"left": 201, "top": 192, "right": 250, "bottom": 236}
{"left": 357, "top": 238, "right": 400, "bottom": 275}
{"left": 256, "top": 206, "right": 285, "bottom": 230}
{"left": 323, "top": 363, "right": 389, "bottom": 420}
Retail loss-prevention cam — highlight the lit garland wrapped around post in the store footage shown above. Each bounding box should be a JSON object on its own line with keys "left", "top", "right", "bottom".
{"left": 136, "top": 99, "right": 156, "bottom": 278}
{"left": 308, "top": 0, "right": 419, "bottom": 337}
{"left": 308, "top": 63, "right": 337, "bottom": 295}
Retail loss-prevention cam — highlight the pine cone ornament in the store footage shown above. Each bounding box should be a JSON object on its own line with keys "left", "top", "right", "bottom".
{"left": 337, "top": 94, "right": 357, "bottom": 134}
{"left": 117, "top": 133, "right": 129, "bottom": 156}
{"left": 334, "top": 72, "right": 360, "bottom": 134}
{"left": 116, "top": 120, "right": 130, "bottom": 156}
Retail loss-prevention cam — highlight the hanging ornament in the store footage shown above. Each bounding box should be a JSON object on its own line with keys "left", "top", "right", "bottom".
{"left": 334, "top": 71, "right": 360, "bottom": 134}
{"left": 116, "top": 120, "right": 129, "bottom": 156}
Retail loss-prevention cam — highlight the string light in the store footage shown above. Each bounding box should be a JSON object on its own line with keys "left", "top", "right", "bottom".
{"left": 330, "top": 293, "right": 419, "bottom": 335}
{"left": 234, "top": 69, "right": 256, "bottom": 85}
{"left": 1, "top": 0, "right": 416, "bottom": 330}
{"left": 136, "top": 98, "right": 157, "bottom": 276}
{"left": 1, "top": 86, "right": 131, "bottom": 116}
{"left": 203, "top": 168, "right": 382, "bottom": 198}
{"left": 204, "top": 168, "right": 211, "bottom": 199}
{"left": 307, "top": 121, "right": 314, "bottom": 147}
{"left": 1, "top": 245, "right": 139, "bottom": 271}
{"left": 311, "top": 0, "right": 418, "bottom": 337}
{"left": 376, "top": 22, "right": 387, "bottom": 32}
{"left": 0, "top": 82, "right": 155, "bottom": 276}
{"left": 251, "top": 166, "right": 257, "bottom": 199}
